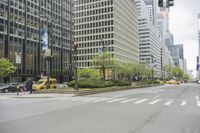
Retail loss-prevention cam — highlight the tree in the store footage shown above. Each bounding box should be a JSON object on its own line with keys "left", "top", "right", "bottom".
{"left": 93, "top": 51, "right": 116, "bottom": 80}
{"left": 0, "top": 58, "right": 16, "bottom": 78}
{"left": 78, "top": 68, "right": 100, "bottom": 79}
{"left": 172, "top": 67, "right": 184, "bottom": 80}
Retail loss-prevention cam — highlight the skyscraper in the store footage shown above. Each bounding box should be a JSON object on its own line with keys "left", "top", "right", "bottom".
{"left": 143, "top": 0, "right": 158, "bottom": 25}
{"left": 0, "top": 0, "right": 74, "bottom": 82}
{"left": 135, "top": 0, "right": 161, "bottom": 77}
{"left": 74, "top": 0, "right": 139, "bottom": 69}
{"left": 198, "top": 14, "right": 200, "bottom": 58}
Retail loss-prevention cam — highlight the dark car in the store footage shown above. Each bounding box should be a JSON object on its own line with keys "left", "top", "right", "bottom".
{"left": 0, "top": 83, "right": 19, "bottom": 93}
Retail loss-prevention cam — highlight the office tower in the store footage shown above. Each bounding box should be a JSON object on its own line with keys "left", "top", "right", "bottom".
{"left": 0, "top": 0, "right": 74, "bottom": 82}
{"left": 74, "top": 0, "right": 139, "bottom": 70}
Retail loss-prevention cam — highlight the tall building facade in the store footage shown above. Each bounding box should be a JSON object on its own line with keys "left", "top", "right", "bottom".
{"left": 136, "top": 0, "right": 161, "bottom": 77}
{"left": 74, "top": 0, "right": 139, "bottom": 69}
{"left": 198, "top": 14, "right": 200, "bottom": 59}
{"left": 0, "top": 0, "right": 74, "bottom": 82}
{"left": 143, "top": 0, "right": 157, "bottom": 25}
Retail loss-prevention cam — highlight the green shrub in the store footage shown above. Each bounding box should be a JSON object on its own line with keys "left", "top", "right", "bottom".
{"left": 68, "top": 78, "right": 113, "bottom": 88}
{"left": 111, "top": 80, "right": 131, "bottom": 86}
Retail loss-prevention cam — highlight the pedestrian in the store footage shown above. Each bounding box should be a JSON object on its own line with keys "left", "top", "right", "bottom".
{"left": 26, "top": 78, "right": 33, "bottom": 94}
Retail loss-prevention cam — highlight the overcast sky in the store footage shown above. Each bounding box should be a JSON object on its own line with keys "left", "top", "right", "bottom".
{"left": 169, "top": 0, "right": 200, "bottom": 75}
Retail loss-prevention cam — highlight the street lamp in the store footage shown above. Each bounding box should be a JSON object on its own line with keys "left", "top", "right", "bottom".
{"left": 73, "top": 40, "right": 79, "bottom": 91}
{"left": 100, "top": 39, "right": 108, "bottom": 80}
{"left": 151, "top": 55, "right": 157, "bottom": 81}
{"left": 40, "top": 12, "right": 57, "bottom": 90}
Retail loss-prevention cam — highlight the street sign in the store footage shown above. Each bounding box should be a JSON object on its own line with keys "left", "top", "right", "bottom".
{"left": 15, "top": 52, "right": 21, "bottom": 64}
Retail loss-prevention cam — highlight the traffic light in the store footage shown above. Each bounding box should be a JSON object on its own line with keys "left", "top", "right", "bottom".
{"left": 167, "top": 0, "right": 174, "bottom": 7}
{"left": 158, "top": 0, "right": 164, "bottom": 7}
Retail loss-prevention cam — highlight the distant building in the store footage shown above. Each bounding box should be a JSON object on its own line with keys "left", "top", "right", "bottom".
{"left": 74, "top": 0, "right": 139, "bottom": 69}
{"left": 136, "top": 0, "right": 161, "bottom": 77}
{"left": 167, "top": 45, "right": 184, "bottom": 69}
{"left": 143, "top": 0, "right": 157, "bottom": 25}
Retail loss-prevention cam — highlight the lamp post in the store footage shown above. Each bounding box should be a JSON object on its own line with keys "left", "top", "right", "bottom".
{"left": 100, "top": 39, "right": 107, "bottom": 80}
{"left": 73, "top": 41, "right": 79, "bottom": 91}
{"left": 151, "top": 55, "right": 156, "bottom": 81}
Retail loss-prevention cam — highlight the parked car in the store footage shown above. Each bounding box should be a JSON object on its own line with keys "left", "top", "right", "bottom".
{"left": 166, "top": 80, "right": 178, "bottom": 84}
{"left": 57, "top": 82, "right": 68, "bottom": 89}
{"left": 198, "top": 80, "right": 200, "bottom": 84}
{"left": 0, "top": 83, "right": 19, "bottom": 93}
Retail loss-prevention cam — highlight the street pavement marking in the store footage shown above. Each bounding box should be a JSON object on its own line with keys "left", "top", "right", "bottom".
{"left": 164, "top": 99, "right": 174, "bottom": 106}
{"left": 149, "top": 99, "right": 162, "bottom": 105}
{"left": 181, "top": 100, "right": 186, "bottom": 106}
{"left": 93, "top": 97, "right": 115, "bottom": 103}
{"left": 0, "top": 97, "right": 9, "bottom": 100}
{"left": 120, "top": 98, "right": 138, "bottom": 103}
{"left": 107, "top": 98, "right": 126, "bottom": 103}
{"left": 81, "top": 97, "right": 99, "bottom": 102}
{"left": 71, "top": 97, "right": 89, "bottom": 101}
{"left": 196, "top": 96, "right": 200, "bottom": 107}
{"left": 153, "top": 95, "right": 160, "bottom": 99}
{"left": 134, "top": 99, "right": 148, "bottom": 104}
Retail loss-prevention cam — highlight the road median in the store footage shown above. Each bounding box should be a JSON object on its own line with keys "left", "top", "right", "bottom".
{"left": 33, "top": 84, "right": 162, "bottom": 96}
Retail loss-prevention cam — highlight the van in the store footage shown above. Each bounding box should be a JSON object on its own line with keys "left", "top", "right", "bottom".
{"left": 33, "top": 78, "right": 57, "bottom": 91}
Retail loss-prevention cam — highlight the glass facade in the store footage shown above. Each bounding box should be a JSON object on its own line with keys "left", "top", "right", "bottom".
{"left": 0, "top": 0, "right": 74, "bottom": 82}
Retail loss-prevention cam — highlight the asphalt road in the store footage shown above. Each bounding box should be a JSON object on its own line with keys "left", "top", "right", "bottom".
{"left": 0, "top": 84, "right": 200, "bottom": 133}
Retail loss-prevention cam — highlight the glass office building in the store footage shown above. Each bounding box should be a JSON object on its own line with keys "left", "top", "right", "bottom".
{"left": 0, "top": 0, "right": 74, "bottom": 82}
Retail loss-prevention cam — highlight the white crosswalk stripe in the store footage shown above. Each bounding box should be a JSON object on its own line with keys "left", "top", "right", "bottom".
{"left": 107, "top": 98, "right": 126, "bottom": 103}
{"left": 149, "top": 99, "right": 162, "bottom": 105}
{"left": 181, "top": 100, "right": 186, "bottom": 106}
{"left": 93, "top": 97, "right": 115, "bottom": 103}
{"left": 134, "top": 99, "right": 148, "bottom": 104}
{"left": 0, "top": 97, "right": 9, "bottom": 100}
{"left": 164, "top": 100, "right": 174, "bottom": 106}
{"left": 120, "top": 98, "right": 137, "bottom": 103}
{"left": 46, "top": 96, "right": 200, "bottom": 107}
{"left": 81, "top": 97, "right": 100, "bottom": 102}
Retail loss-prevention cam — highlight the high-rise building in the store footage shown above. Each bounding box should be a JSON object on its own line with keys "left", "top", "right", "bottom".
{"left": 167, "top": 44, "right": 184, "bottom": 69}
{"left": 198, "top": 14, "right": 200, "bottom": 58}
{"left": 74, "top": 0, "right": 139, "bottom": 69}
{"left": 143, "top": 0, "right": 158, "bottom": 25}
{"left": 0, "top": 0, "right": 74, "bottom": 82}
{"left": 135, "top": 0, "right": 161, "bottom": 77}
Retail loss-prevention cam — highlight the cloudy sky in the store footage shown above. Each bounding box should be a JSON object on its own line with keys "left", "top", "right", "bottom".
{"left": 169, "top": 0, "right": 200, "bottom": 75}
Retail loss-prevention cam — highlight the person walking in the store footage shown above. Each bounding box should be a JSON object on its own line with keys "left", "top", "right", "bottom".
{"left": 26, "top": 78, "right": 33, "bottom": 94}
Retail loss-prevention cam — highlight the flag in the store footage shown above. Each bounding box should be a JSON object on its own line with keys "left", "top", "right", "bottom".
{"left": 41, "top": 29, "right": 48, "bottom": 50}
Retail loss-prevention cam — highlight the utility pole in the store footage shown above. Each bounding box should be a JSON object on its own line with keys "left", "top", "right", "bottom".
{"left": 73, "top": 41, "right": 79, "bottom": 91}
{"left": 161, "top": 48, "right": 163, "bottom": 79}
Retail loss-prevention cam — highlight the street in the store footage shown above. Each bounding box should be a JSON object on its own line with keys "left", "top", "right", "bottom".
{"left": 0, "top": 84, "right": 200, "bottom": 133}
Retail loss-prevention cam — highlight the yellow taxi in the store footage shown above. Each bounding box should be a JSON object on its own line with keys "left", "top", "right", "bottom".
{"left": 166, "top": 80, "right": 178, "bottom": 84}
{"left": 33, "top": 78, "right": 57, "bottom": 91}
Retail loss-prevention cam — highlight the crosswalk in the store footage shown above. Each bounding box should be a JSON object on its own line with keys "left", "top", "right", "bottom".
{"left": 47, "top": 96, "right": 200, "bottom": 107}
{"left": 1, "top": 95, "right": 200, "bottom": 107}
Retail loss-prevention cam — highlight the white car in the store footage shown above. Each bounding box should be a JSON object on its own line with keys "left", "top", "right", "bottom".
{"left": 57, "top": 82, "right": 68, "bottom": 89}
{"left": 198, "top": 80, "right": 200, "bottom": 84}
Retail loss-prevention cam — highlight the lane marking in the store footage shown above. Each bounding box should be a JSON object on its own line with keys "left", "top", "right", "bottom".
{"left": 81, "top": 97, "right": 99, "bottom": 102}
{"left": 107, "top": 98, "right": 126, "bottom": 103}
{"left": 71, "top": 97, "right": 89, "bottom": 101}
{"left": 149, "top": 99, "right": 162, "bottom": 105}
{"left": 164, "top": 100, "right": 174, "bottom": 106}
{"left": 93, "top": 97, "right": 114, "bottom": 103}
{"left": 181, "top": 100, "right": 186, "bottom": 106}
{"left": 0, "top": 97, "right": 9, "bottom": 100}
{"left": 134, "top": 99, "right": 148, "bottom": 104}
{"left": 196, "top": 96, "right": 200, "bottom": 107}
{"left": 153, "top": 95, "right": 160, "bottom": 99}
{"left": 120, "top": 98, "right": 137, "bottom": 103}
